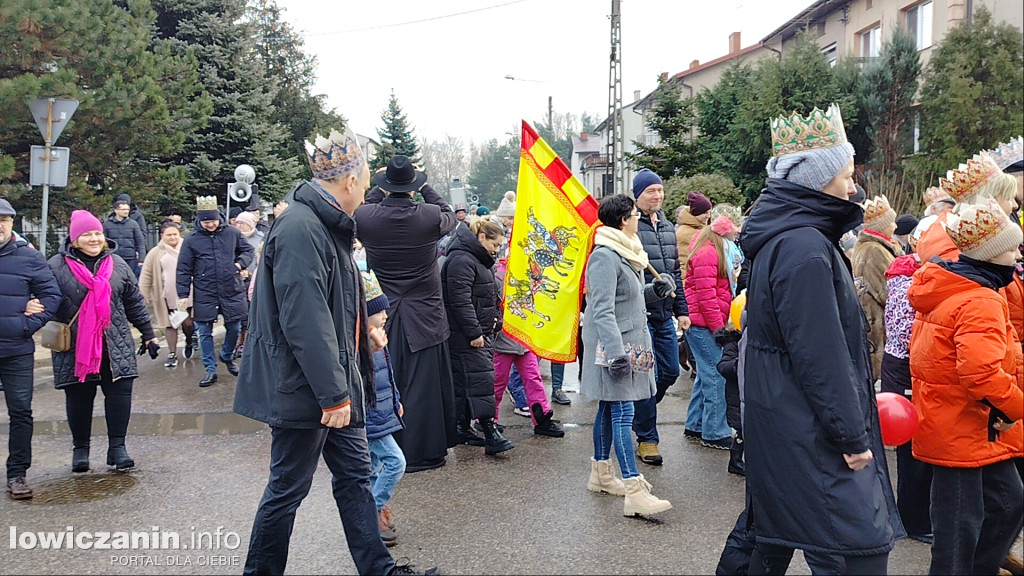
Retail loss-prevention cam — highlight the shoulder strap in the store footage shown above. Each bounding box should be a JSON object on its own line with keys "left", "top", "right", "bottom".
{"left": 69, "top": 306, "right": 82, "bottom": 326}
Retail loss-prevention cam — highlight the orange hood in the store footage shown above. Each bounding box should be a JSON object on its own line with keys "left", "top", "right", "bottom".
{"left": 907, "top": 262, "right": 981, "bottom": 315}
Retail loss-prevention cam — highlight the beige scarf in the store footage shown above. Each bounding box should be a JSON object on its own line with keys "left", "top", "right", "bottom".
{"left": 593, "top": 225, "right": 649, "bottom": 272}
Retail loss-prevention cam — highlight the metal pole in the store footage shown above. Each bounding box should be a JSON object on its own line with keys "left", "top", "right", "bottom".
{"left": 548, "top": 96, "right": 553, "bottom": 131}
{"left": 40, "top": 99, "right": 54, "bottom": 257}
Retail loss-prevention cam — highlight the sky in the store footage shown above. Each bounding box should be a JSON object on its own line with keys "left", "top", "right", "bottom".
{"left": 275, "top": 0, "right": 813, "bottom": 144}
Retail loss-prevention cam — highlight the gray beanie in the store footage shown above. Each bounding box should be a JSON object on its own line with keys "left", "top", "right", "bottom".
{"left": 766, "top": 142, "right": 855, "bottom": 192}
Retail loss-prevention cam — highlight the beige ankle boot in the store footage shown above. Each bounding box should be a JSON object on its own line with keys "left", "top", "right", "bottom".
{"left": 587, "top": 458, "right": 626, "bottom": 496}
{"left": 623, "top": 474, "right": 672, "bottom": 517}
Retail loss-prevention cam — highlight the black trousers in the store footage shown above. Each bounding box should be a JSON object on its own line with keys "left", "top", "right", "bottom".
{"left": 63, "top": 357, "right": 133, "bottom": 449}
{"left": 747, "top": 542, "right": 889, "bottom": 575}
{"left": 929, "top": 459, "right": 1024, "bottom": 575}
{"left": 243, "top": 426, "right": 394, "bottom": 576}
{"left": 1, "top": 354, "right": 34, "bottom": 478}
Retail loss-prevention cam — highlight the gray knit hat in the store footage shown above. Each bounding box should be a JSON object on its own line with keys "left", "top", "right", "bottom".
{"left": 766, "top": 142, "right": 855, "bottom": 192}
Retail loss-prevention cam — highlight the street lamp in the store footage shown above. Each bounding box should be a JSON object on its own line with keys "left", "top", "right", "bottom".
{"left": 504, "top": 75, "right": 552, "bottom": 130}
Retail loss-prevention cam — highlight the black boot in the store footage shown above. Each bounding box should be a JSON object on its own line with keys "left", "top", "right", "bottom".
{"left": 72, "top": 445, "right": 90, "bottom": 473}
{"left": 456, "top": 420, "right": 486, "bottom": 446}
{"left": 531, "top": 403, "right": 565, "bottom": 437}
{"left": 480, "top": 418, "right": 513, "bottom": 455}
{"left": 107, "top": 437, "right": 135, "bottom": 471}
{"left": 728, "top": 434, "right": 745, "bottom": 476}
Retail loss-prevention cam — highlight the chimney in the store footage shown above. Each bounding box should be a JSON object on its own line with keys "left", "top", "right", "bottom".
{"left": 729, "top": 31, "right": 741, "bottom": 54}
{"left": 580, "top": 132, "right": 588, "bottom": 141}
{"left": 690, "top": 59, "right": 700, "bottom": 69}
{"left": 633, "top": 90, "right": 641, "bottom": 101}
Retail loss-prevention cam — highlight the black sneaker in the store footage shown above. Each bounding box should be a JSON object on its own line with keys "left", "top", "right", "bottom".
{"left": 390, "top": 558, "right": 440, "bottom": 575}
{"left": 701, "top": 437, "right": 733, "bottom": 450}
{"left": 551, "top": 389, "right": 571, "bottom": 405}
{"left": 684, "top": 428, "right": 701, "bottom": 441}
{"left": 164, "top": 354, "right": 178, "bottom": 368}
{"left": 183, "top": 337, "right": 194, "bottom": 359}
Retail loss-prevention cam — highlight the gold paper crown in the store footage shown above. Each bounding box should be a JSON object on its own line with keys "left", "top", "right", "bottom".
{"left": 863, "top": 195, "right": 894, "bottom": 223}
{"left": 196, "top": 195, "right": 218, "bottom": 212}
{"left": 939, "top": 153, "right": 1002, "bottom": 203}
{"left": 361, "top": 269, "right": 384, "bottom": 303}
{"left": 983, "top": 136, "right": 1023, "bottom": 171}
{"left": 770, "top": 104, "right": 848, "bottom": 157}
{"left": 304, "top": 127, "right": 365, "bottom": 181}
{"left": 922, "top": 186, "right": 949, "bottom": 205}
{"left": 710, "top": 203, "right": 742, "bottom": 226}
{"left": 946, "top": 197, "right": 1017, "bottom": 256}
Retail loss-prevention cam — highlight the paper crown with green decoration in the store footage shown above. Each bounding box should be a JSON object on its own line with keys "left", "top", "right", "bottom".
{"left": 770, "top": 104, "right": 849, "bottom": 158}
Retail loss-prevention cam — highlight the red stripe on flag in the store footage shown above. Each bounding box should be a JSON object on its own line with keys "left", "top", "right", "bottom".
{"left": 543, "top": 160, "right": 571, "bottom": 189}
{"left": 575, "top": 197, "right": 599, "bottom": 225}
{"left": 521, "top": 120, "right": 538, "bottom": 151}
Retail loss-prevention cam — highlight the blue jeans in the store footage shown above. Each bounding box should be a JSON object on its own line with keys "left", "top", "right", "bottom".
{"left": 633, "top": 317, "right": 678, "bottom": 444}
{"left": 243, "top": 426, "right": 394, "bottom": 575}
{"left": 507, "top": 365, "right": 527, "bottom": 409}
{"left": 684, "top": 325, "right": 732, "bottom": 441}
{"left": 369, "top": 434, "right": 406, "bottom": 510}
{"left": 196, "top": 319, "right": 241, "bottom": 375}
{"left": 1, "top": 354, "right": 34, "bottom": 478}
{"left": 593, "top": 400, "right": 639, "bottom": 479}
{"left": 551, "top": 362, "right": 564, "bottom": 391}
{"left": 929, "top": 459, "right": 1024, "bottom": 575}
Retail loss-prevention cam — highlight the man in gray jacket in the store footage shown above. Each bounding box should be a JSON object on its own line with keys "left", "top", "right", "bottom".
{"left": 234, "top": 129, "right": 436, "bottom": 576}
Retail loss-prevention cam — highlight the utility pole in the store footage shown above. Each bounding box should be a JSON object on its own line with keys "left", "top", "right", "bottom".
{"left": 607, "top": 0, "right": 624, "bottom": 197}
{"left": 548, "top": 95, "right": 553, "bottom": 131}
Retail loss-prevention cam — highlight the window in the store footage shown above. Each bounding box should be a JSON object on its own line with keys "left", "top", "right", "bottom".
{"left": 905, "top": 1, "right": 933, "bottom": 50}
{"left": 860, "top": 24, "right": 881, "bottom": 58}
{"left": 822, "top": 43, "right": 837, "bottom": 67}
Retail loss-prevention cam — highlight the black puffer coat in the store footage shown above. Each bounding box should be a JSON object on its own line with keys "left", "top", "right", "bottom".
{"left": 175, "top": 219, "right": 253, "bottom": 323}
{"left": 738, "top": 178, "right": 903, "bottom": 555}
{"left": 637, "top": 210, "right": 688, "bottom": 321}
{"left": 442, "top": 225, "right": 500, "bottom": 420}
{"left": 102, "top": 216, "right": 144, "bottom": 266}
{"left": 0, "top": 235, "right": 61, "bottom": 358}
{"left": 47, "top": 239, "right": 155, "bottom": 388}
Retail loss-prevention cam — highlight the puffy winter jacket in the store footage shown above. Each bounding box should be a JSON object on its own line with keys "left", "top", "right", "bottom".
{"left": 738, "top": 177, "right": 902, "bottom": 555}
{"left": 883, "top": 255, "right": 921, "bottom": 360}
{"left": 366, "top": 349, "right": 404, "bottom": 441}
{"left": 675, "top": 209, "right": 704, "bottom": 279}
{"left": 908, "top": 262, "right": 1024, "bottom": 468}
{"left": 47, "top": 239, "right": 155, "bottom": 388}
{"left": 0, "top": 236, "right": 61, "bottom": 358}
{"left": 102, "top": 216, "right": 144, "bottom": 266}
{"left": 638, "top": 210, "right": 688, "bottom": 321}
{"left": 176, "top": 220, "right": 253, "bottom": 323}
{"left": 852, "top": 230, "right": 902, "bottom": 381}
{"left": 684, "top": 240, "right": 732, "bottom": 332}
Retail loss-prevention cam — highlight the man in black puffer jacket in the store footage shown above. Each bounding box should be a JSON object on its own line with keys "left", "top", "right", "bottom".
{"left": 0, "top": 199, "right": 61, "bottom": 500}
{"left": 102, "top": 200, "right": 145, "bottom": 274}
{"left": 631, "top": 169, "right": 689, "bottom": 467}
{"left": 176, "top": 197, "right": 253, "bottom": 388}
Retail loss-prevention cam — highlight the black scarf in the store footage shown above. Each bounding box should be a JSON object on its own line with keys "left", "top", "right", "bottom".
{"left": 945, "top": 256, "right": 1017, "bottom": 289}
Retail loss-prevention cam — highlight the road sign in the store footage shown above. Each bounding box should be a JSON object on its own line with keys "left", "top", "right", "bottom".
{"left": 27, "top": 98, "right": 79, "bottom": 144}
{"left": 29, "top": 146, "right": 70, "bottom": 187}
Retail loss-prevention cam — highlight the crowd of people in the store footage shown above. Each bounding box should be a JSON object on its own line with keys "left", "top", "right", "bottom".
{"left": 1, "top": 105, "right": 1022, "bottom": 575}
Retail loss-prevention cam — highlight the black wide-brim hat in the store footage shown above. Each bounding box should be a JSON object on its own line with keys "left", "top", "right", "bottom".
{"left": 374, "top": 155, "right": 427, "bottom": 193}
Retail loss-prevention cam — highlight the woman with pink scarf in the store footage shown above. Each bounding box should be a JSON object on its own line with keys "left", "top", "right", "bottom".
{"left": 47, "top": 211, "right": 157, "bottom": 472}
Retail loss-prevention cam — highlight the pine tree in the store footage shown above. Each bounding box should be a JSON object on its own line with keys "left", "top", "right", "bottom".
{"left": 467, "top": 137, "right": 517, "bottom": 210}
{"left": 249, "top": 0, "right": 343, "bottom": 182}
{"left": 371, "top": 90, "right": 420, "bottom": 170}
{"left": 0, "top": 0, "right": 207, "bottom": 241}
{"left": 151, "top": 0, "right": 302, "bottom": 212}
{"left": 627, "top": 78, "right": 702, "bottom": 180}
{"left": 861, "top": 26, "right": 921, "bottom": 211}
{"left": 913, "top": 6, "right": 1024, "bottom": 183}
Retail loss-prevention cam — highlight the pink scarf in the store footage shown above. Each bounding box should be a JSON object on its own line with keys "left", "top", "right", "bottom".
{"left": 65, "top": 255, "right": 113, "bottom": 382}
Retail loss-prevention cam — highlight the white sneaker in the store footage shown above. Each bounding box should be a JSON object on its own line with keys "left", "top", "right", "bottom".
{"left": 513, "top": 407, "right": 531, "bottom": 417}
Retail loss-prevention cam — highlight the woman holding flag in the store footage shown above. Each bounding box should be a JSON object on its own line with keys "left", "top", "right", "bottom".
{"left": 581, "top": 194, "right": 675, "bottom": 517}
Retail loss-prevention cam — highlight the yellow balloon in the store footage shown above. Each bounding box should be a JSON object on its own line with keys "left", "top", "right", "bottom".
{"left": 730, "top": 290, "right": 746, "bottom": 331}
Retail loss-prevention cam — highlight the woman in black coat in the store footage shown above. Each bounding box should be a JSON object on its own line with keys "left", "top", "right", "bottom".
{"left": 48, "top": 211, "right": 157, "bottom": 473}
{"left": 441, "top": 220, "right": 513, "bottom": 455}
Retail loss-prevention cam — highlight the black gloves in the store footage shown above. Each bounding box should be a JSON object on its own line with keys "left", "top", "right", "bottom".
{"left": 652, "top": 272, "right": 675, "bottom": 299}
{"left": 609, "top": 355, "right": 631, "bottom": 378}
{"left": 137, "top": 339, "right": 161, "bottom": 359}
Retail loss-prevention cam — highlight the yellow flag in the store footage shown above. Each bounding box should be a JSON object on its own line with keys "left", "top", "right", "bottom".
{"left": 501, "top": 121, "right": 599, "bottom": 361}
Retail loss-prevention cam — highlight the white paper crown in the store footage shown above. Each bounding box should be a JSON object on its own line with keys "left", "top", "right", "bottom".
{"left": 304, "top": 127, "right": 365, "bottom": 180}
{"left": 983, "top": 137, "right": 1023, "bottom": 171}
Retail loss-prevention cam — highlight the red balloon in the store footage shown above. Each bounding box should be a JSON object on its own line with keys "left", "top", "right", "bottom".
{"left": 876, "top": 392, "right": 919, "bottom": 446}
